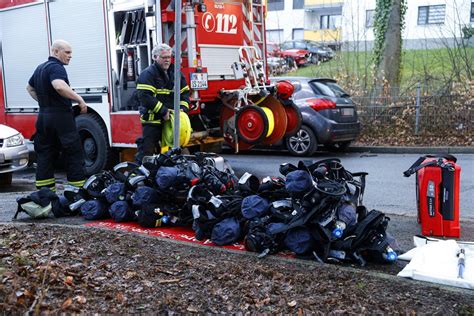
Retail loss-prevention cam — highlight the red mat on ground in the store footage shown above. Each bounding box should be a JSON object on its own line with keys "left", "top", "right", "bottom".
{"left": 84, "top": 220, "right": 247, "bottom": 252}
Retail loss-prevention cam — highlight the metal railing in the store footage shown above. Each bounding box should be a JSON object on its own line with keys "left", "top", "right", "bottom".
{"left": 352, "top": 84, "right": 473, "bottom": 137}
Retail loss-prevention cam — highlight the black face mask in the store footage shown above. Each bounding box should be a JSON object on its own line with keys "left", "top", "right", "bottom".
{"left": 238, "top": 172, "right": 260, "bottom": 196}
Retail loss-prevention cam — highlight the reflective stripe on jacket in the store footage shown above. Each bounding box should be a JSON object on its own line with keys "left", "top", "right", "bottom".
{"left": 136, "top": 63, "right": 190, "bottom": 124}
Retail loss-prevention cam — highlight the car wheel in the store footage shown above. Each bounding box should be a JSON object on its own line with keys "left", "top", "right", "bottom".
{"left": 286, "top": 125, "right": 317, "bottom": 156}
{"left": 310, "top": 54, "right": 319, "bottom": 64}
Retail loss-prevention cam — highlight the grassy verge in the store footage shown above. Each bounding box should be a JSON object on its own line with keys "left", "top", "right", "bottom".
{"left": 287, "top": 47, "right": 473, "bottom": 92}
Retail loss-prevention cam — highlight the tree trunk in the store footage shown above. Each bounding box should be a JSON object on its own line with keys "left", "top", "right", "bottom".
{"left": 376, "top": 0, "right": 402, "bottom": 92}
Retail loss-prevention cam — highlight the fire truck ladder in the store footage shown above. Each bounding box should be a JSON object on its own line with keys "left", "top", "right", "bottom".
{"left": 220, "top": 0, "right": 270, "bottom": 153}
{"left": 251, "top": 0, "right": 266, "bottom": 72}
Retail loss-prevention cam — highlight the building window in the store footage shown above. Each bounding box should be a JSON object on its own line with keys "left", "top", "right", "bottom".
{"left": 293, "top": 0, "right": 303, "bottom": 9}
{"left": 266, "top": 29, "right": 284, "bottom": 43}
{"left": 320, "top": 14, "right": 342, "bottom": 30}
{"left": 471, "top": 1, "right": 474, "bottom": 22}
{"left": 366, "top": 10, "right": 375, "bottom": 28}
{"left": 417, "top": 5, "right": 446, "bottom": 25}
{"left": 292, "top": 28, "right": 304, "bottom": 40}
{"left": 268, "top": 0, "right": 284, "bottom": 11}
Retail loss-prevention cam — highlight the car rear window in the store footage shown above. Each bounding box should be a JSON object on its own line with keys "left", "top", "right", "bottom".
{"left": 310, "top": 81, "right": 350, "bottom": 98}
{"left": 291, "top": 81, "right": 315, "bottom": 99}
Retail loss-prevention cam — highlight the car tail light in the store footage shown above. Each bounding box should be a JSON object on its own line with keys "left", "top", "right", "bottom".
{"left": 306, "top": 98, "right": 336, "bottom": 111}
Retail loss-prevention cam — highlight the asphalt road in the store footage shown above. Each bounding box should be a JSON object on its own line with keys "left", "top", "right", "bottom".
{"left": 1, "top": 151, "right": 473, "bottom": 252}
{"left": 223, "top": 151, "right": 474, "bottom": 219}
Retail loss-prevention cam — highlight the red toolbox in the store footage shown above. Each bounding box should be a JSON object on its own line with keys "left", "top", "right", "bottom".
{"left": 404, "top": 155, "right": 461, "bottom": 238}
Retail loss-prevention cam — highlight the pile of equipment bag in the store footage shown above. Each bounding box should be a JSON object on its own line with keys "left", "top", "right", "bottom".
{"left": 15, "top": 148, "right": 399, "bottom": 266}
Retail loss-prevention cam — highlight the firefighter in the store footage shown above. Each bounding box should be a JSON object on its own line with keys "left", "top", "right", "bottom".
{"left": 26, "top": 39, "right": 88, "bottom": 191}
{"left": 135, "top": 43, "right": 190, "bottom": 164}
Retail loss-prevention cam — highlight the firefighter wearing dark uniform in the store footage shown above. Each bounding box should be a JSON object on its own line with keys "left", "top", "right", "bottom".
{"left": 135, "top": 43, "right": 190, "bottom": 164}
{"left": 26, "top": 40, "right": 88, "bottom": 191}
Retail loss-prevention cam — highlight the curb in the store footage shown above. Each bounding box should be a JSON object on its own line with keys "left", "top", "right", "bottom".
{"left": 348, "top": 146, "right": 474, "bottom": 154}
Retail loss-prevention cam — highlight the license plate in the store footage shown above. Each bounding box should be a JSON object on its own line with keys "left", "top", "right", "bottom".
{"left": 0, "top": 153, "right": 4, "bottom": 163}
{"left": 341, "top": 108, "right": 354, "bottom": 116}
{"left": 190, "top": 72, "right": 208, "bottom": 90}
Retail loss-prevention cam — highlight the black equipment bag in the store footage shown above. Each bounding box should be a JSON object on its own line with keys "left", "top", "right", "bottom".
{"left": 331, "top": 210, "right": 392, "bottom": 265}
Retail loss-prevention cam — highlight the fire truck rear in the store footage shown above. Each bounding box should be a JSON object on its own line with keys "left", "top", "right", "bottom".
{"left": 0, "top": 0, "right": 301, "bottom": 175}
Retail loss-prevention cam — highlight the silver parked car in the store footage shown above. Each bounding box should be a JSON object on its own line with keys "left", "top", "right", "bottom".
{"left": 0, "top": 124, "right": 29, "bottom": 185}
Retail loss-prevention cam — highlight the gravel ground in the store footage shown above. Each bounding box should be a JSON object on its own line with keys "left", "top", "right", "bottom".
{"left": 1, "top": 223, "right": 473, "bottom": 314}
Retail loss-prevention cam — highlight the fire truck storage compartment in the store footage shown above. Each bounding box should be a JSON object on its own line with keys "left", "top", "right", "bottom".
{"left": 48, "top": 0, "right": 109, "bottom": 91}
{"left": 113, "top": 7, "right": 151, "bottom": 112}
{"left": 0, "top": 3, "right": 49, "bottom": 112}
{"left": 1, "top": 0, "right": 108, "bottom": 113}
{"left": 199, "top": 45, "right": 241, "bottom": 80}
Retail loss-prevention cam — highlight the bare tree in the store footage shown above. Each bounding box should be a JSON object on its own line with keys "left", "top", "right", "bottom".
{"left": 373, "top": 0, "right": 404, "bottom": 90}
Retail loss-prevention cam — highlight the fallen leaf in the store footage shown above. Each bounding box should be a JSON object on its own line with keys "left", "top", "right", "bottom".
{"left": 255, "top": 297, "right": 271, "bottom": 307}
{"left": 288, "top": 300, "right": 297, "bottom": 307}
{"left": 158, "top": 278, "right": 181, "bottom": 284}
{"left": 23, "top": 289, "right": 34, "bottom": 298}
{"left": 333, "top": 309, "right": 347, "bottom": 313}
{"left": 124, "top": 271, "right": 137, "bottom": 279}
{"left": 142, "top": 280, "right": 153, "bottom": 287}
{"left": 74, "top": 295, "right": 87, "bottom": 304}
{"left": 187, "top": 306, "right": 199, "bottom": 313}
{"left": 64, "top": 276, "right": 74, "bottom": 286}
{"left": 61, "top": 298, "right": 73, "bottom": 310}
{"left": 116, "top": 292, "right": 126, "bottom": 303}
{"left": 155, "top": 267, "right": 179, "bottom": 275}
{"left": 94, "top": 276, "right": 107, "bottom": 281}
{"left": 16, "top": 296, "right": 26, "bottom": 306}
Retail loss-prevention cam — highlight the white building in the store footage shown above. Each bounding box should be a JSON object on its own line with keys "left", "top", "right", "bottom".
{"left": 266, "top": 0, "right": 305, "bottom": 44}
{"left": 266, "top": 0, "right": 474, "bottom": 49}
{"left": 342, "top": 0, "right": 474, "bottom": 50}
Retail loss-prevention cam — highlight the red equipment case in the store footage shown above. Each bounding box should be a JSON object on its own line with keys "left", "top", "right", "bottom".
{"left": 404, "top": 155, "right": 461, "bottom": 238}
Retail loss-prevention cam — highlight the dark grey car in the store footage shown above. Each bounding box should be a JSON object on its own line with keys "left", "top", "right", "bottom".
{"left": 269, "top": 77, "right": 360, "bottom": 156}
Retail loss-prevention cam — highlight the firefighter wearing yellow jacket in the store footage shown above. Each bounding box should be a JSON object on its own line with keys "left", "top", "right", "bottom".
{"left": 135, "top": 43, "right": 190, "bottom": 164}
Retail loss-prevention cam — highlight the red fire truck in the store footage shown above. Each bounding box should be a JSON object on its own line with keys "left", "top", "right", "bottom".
{"left": 0, "top": 0, "right": 300, "bottom": 175}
